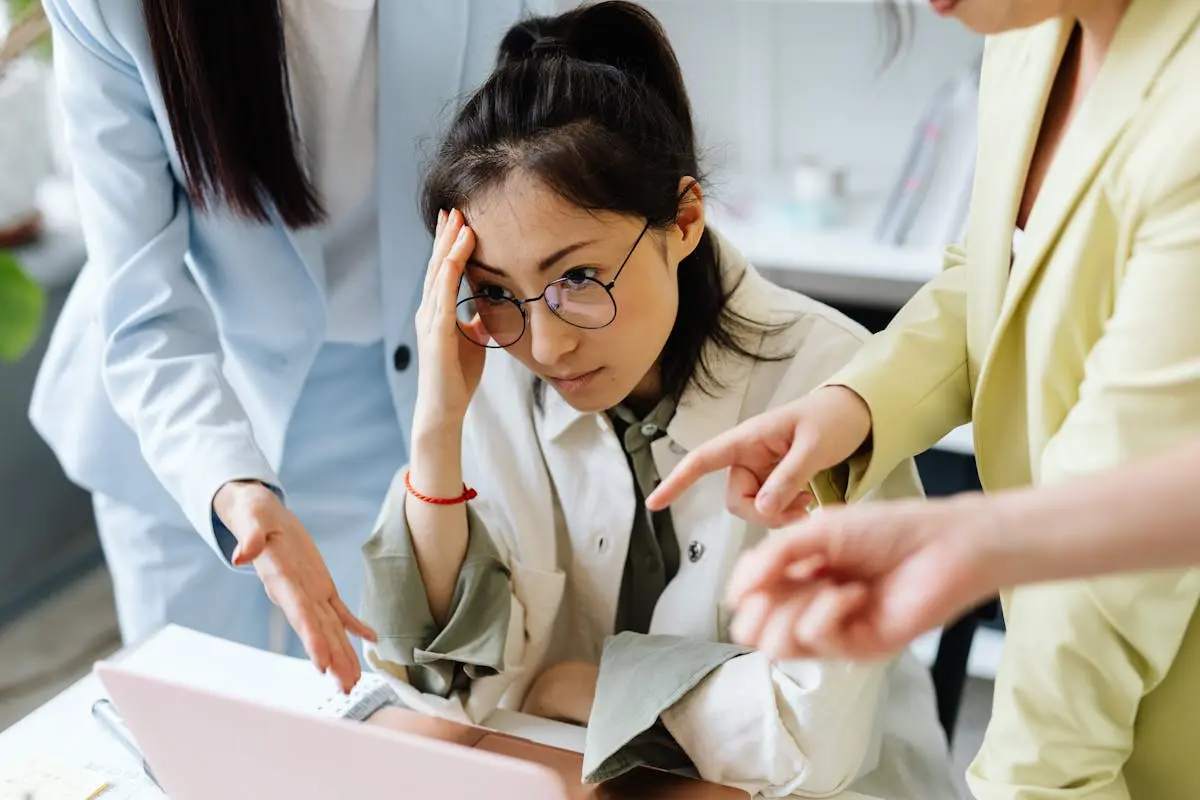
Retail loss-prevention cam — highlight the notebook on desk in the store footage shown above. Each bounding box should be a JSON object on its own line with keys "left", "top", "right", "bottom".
{"left": 94, "top": 626, "right": 747, "bottom": 799}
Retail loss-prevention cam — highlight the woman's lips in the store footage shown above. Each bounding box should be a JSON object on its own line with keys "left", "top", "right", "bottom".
{"left": 929, "top": 0, "right": 960, "bottom": 15}
{"left": 547, "top": 368, "right": 603, "bottom": 393}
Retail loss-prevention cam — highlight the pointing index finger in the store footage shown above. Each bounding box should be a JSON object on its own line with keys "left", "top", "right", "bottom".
{"left": 645, "top": 436, "right": 738, "bottom": 510}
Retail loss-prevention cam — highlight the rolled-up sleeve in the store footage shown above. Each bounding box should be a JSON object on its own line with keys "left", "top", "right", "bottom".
{"left": 360, "top": 474, "right": 512, "bottom": 698}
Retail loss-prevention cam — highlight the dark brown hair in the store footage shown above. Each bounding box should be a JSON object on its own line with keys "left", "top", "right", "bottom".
{"left": 142, "top": 1, "right": 324, "bottom": 227}
{"left": 423, "top": 1, "right": 786, "bottom": 402}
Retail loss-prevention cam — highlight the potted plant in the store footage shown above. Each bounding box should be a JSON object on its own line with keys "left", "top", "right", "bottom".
{"left": 0, "top": 249, "right": 44, "bottom": 361}
{"left": 0, "top": 0, "right": 50, "bottom": 361}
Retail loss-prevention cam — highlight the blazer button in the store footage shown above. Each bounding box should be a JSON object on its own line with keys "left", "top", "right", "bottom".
{"left": 392, "top": 345, "right": 412, "bottom": 372}
{"left": 687, "top": 541, "right": 705, "bottom": 563}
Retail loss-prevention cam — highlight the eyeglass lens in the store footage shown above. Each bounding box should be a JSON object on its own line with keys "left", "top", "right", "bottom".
{"left": 456, "top": 275, "right": 618, "bottom": 348}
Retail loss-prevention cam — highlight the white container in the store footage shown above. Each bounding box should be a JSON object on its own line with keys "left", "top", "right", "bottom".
{"left": 0, "top": 57, "right": 53, "bottom": 235}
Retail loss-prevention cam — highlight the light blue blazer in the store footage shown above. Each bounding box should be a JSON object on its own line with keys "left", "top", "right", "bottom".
{"left": 29, "top": 0, "right": 545, "bottom": 555}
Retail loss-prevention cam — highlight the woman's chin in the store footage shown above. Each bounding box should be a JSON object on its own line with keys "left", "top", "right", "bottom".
{"left": 542, "top": 370, "right": 627, "bottom": 414}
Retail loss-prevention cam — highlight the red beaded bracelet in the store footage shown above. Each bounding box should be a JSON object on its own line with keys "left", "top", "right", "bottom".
{"left": 404, "top": 470, "right": 478, "bottom": 505}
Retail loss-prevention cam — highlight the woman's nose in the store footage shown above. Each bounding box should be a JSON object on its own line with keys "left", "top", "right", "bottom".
{"left": 527, "top": 301, "right": 578, "bottom": 366}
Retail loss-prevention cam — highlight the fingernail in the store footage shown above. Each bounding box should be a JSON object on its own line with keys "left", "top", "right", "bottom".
{"left": 456, "top": 227, "right": 468, "bottom": 243}
{"left": 230, "top": 545, "right": 243, "bottom": 565}
{"left": 757, "top": 490, "right": 776, "bottom": 512}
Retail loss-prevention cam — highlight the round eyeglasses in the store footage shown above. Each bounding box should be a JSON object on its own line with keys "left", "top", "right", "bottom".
{"left": 455, "top": 220, "right": 651, "bottom": 349}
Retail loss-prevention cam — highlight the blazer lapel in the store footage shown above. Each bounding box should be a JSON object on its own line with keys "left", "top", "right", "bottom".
{"left": 988, "top": 0, "right": 1200, "bottom": 354}
{"left": 376, "top": 0, "right": 469, "bottom": 345}
{"left": 274, "top": 214, "right": 325, "bottom": 294}
{"left": 966, "top": 19, "right": 1069, "bottom": 371}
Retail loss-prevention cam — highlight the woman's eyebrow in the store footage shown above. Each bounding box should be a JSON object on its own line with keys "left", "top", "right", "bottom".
{"left": 536, "top": 239, "right": 598, "bottom": 271}
{"left": 467, "top": 238, "right": 600, "bottom": 276}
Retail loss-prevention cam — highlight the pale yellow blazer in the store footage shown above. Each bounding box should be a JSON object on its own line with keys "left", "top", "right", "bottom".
{"left": 824, "top": 2, "right": 1200, "bottom": 798}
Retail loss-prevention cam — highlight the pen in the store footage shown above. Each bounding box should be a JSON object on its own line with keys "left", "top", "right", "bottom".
{"left": 90, "top": 699, "right": 161, "bottom": 790}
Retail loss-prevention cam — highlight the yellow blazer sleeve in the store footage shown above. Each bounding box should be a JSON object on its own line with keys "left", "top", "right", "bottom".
{"left": 968, "top": 139, "right": 1200, "bottom": 800}
{"left": 824, "top": 245, "right": 973, "bottom": 500}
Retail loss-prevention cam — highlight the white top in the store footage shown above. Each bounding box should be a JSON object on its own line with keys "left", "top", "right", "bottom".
{"left": 281, "top": 0, "right": 381, "bottom": 344}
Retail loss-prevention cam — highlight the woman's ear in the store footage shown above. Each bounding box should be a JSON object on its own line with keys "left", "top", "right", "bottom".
{"left": 670, "top": 177, "right": 706, "bottom": 263}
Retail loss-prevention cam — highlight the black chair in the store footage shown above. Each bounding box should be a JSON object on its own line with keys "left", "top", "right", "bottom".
{"left": 929, "top": 597, "right": 1001, "bottom": 743}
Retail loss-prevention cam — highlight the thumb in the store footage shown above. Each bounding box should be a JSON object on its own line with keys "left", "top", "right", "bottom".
{"left": 231, "top": 527, "right": 267, "bottom": 566}
{"left": 755, "top": 439, "right": 820, "bottom": 517}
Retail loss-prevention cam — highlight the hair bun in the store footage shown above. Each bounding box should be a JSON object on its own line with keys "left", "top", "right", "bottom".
{"left": 496, "top": 1, "right": 690, "bottom": 136}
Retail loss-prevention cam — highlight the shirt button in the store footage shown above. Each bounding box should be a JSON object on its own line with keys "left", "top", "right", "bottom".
{"left": 640, "top": 423, "right": 659, "bottom": 437}
{"left": 687, "top": 541, "right": 705, "bottom": 563}
{"left": 392, "top": 345, "right": 412, "bottom": 372}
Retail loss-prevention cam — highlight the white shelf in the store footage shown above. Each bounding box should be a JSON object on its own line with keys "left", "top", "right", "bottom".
{"left": 708, "top": 185, "right": 946, "bottom": 308}
{"left": 712, "top": 206, "right": 943, "bottom": 284}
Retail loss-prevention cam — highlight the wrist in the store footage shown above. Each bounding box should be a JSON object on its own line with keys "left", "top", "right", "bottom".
{"left": 819, "top": 384, "right": 874, "bottom": 458}
{"left": 412, "top": 411, "right": 466, "bottom": 444}
{"left": 407, "top": 432, "right": 467, "bottom": 502}
{"left": 960, "top": 490, "right": 1040, "bottom": 590}
{"left": 213, "top": 480, "right": 280, "bottom": 535}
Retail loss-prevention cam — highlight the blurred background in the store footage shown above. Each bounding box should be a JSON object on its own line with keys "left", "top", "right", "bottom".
{"left": 0, "top": 2, "right": 997, "bottom": 794}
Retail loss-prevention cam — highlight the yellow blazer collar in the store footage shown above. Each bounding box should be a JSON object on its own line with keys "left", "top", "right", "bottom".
{"left": 989, "top": 1, "right": 1200, "bottom": 340}
{"left": 539, "top": 230, "right": 764, "bottom": 454}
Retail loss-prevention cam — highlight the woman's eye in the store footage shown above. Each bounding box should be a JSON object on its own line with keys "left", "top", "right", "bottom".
{"left": 477, "top": 283, "right": 514, "bottom": 303}
{"left": 562, "top": 267, "right": 599, "bottom": 287}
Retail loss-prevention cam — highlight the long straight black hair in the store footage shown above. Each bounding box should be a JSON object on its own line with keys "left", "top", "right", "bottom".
{"left": 142, "top": 1, "right": 323, "bottom": 227}
{"left": 422, "top": 1, "right": 792, "bottom": 402}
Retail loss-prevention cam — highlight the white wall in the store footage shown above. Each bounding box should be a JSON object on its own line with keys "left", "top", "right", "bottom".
{"left": 641, "top": 2, "right": 983, "bottom": 193}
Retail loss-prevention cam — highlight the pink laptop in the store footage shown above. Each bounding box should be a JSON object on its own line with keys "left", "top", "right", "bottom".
{"left": 94, "top": 662, "right": 746, "bottom": 799}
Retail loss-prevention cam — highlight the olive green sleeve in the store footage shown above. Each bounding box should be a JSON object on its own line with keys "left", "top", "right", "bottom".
{"left": 360, "top": 497, "right": 513, "bottom": 698}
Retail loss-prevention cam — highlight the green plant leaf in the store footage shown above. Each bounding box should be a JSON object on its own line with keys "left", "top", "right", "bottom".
{"left": 3, "top": 0, "right": 50, "bottom": 60}
{"left": 0, "top": 250, "right": 45, "bottom": 362}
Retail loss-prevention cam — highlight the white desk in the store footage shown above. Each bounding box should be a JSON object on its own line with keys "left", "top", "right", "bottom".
{"left": 0, "top": 636, "right": 880, "bottom": 800}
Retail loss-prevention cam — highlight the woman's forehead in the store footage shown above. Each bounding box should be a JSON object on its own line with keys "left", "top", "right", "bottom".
{"left": 465, "top": 177, "right": 644, "bottom": 268}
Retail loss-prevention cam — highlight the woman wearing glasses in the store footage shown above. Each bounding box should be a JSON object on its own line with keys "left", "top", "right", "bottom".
{"left": 358, "top": 4, "right": 956, "bottom": 798}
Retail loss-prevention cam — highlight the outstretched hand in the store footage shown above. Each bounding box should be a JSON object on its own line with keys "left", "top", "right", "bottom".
{"left": 724, "top": 494, "right": 1005, "bottom": 661}
{"left": 215, "top": 480, "right": 377, "bottom": 693}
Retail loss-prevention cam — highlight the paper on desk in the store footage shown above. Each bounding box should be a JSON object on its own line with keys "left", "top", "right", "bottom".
{"left": 106, "top": 624, "right": 369, "bottom": 717}
{"left": 0, "top": 754, "right": 110, "bottom": 800}
{"left": 0, "top": 753, "right": 163, "bottom": 800}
